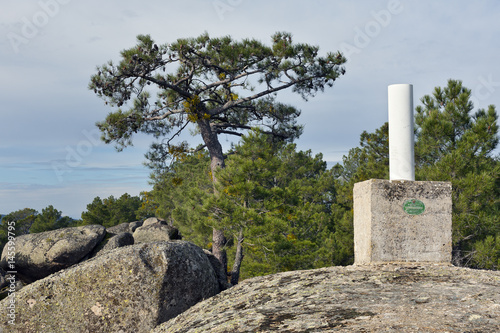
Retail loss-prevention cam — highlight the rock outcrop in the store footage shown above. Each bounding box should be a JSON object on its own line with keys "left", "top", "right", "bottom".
{"left": 0, "top": 225, "right": 106, "bottom": 282}
{"left": 91, "top": 232, "right": 135, "bottom": 258}
{"left": 154, "top": 264, "right": 500, "bottom": 332}
{"left": 142, "top": 217, "right": 165, "bottom": 227}
{"left": 0, "top": 220, "right": 183, "bottom": 283}
{"left": 133, "top": 222, "right": 181, "bottom": 244}
{"left": 107, "top": 221, "right": 143, "bottom": 235}
{"left": 203, "top": 249, "right": 232, "bottom": 291}
{"left": 3, "top": 219, "right": 498, "bottom": 332}
{"left": 0, "top": 241, "right": 221, "bottom": 333}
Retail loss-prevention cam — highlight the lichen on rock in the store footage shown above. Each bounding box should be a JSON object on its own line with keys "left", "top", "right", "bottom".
{"left": 0, "top": 225, "right": 106, "bottom": 283}
{"left": 153, "top": 264, "right": 500, "bottom": 332}
{"left": 0, "top": 241, "right": 221, "bottom": 333}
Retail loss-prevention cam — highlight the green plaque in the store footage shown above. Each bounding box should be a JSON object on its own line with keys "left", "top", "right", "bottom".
{"left": 403, "top": 199, "right": 425, "bottom": 215}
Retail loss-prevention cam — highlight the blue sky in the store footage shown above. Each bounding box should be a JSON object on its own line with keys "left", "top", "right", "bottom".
{"left": 1, "top": 0, "right": 499, "bottom": 218}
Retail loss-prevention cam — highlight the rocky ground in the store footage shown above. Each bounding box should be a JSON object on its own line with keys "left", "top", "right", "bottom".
{"left": 2, "top": 221, "right": 499, "bottom": 332}
{"left": 155, "top": 263, "right": 500, "bottom": 332}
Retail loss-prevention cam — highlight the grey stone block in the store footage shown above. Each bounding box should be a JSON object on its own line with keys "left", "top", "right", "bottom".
{"left": 354, "top": 179, "right": 452, "bottom": 264}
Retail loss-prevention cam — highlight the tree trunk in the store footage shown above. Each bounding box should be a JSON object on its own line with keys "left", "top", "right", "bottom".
{"left": 212, "top": 228, "right": 228, "bottom": 274}
{"left": 230, "top": 229, "right": 244, "bottom": 285}
{"left": 198, "top": 117, "right": 228, "bottom": 272}
{"left": 198, "top": 118, "right": 225, "bottom": 181}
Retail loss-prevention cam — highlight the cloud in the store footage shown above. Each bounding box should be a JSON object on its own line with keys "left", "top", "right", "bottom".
{"left": 1, "top": 0, "right": 499, "bottom": 217}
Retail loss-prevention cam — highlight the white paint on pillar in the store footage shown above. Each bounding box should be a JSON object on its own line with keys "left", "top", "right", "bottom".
{"left": 388, "top": 84, "right": 415, "bottom": 181}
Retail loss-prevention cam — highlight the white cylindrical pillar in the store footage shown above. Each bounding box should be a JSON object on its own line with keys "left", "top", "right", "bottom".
{"left": 388, "top": 84, "right": 414, "bottom": 181}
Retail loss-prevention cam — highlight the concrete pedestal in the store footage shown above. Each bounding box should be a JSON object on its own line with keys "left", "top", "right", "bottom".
{"left": 354, "top": 179, "right": 452, "bottom": 265}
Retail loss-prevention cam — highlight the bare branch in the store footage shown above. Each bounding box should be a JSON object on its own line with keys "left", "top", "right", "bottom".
{"left": 201, "top": 67, "right": 259, "bottom": 91}
{"left": 140, "top": 74, "right": 191, "bottom": 98}
{"left": 211, "top": 80, "right": 297, "bottom": 116}
{"left": 170, "top": 120, "right": 190, "bottom": 140}
{"left": 215, "top": 129, "right": 244, "bottom": 136}
{"left": 144, "top": 109, "right": 184, "bottom": 121}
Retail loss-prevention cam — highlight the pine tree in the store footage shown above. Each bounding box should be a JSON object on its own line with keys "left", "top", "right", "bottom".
{"left": 1, "top": 208, "right": 38, "bottom": 235}
{"left": 80, "top": 193, "right": 142, "bottom": 227}
{"left": 151, "top": 150, "right": 214, "bottom": 248}
{"left": 30, "top": 205, "right": 75, "bottom": 233}
{"left": 89, "top": 32, "right": 346, "bottom": 269}
{"left": 334, "top": 79, "right": 499, "bottom": 268}
{"left": 149, "top": 130, "right": 338, "bottom": 281}
{"left": 415, "top": 79, "right": 499, "bottom": 267}
{"left": 0, "top": 208, "right": 38, "bottom": 251}
{"left": 206, "top": 130, "right": 336, "bottom": 282}
{"left": 330, "top": 122, "right": 389, "bottom": 265}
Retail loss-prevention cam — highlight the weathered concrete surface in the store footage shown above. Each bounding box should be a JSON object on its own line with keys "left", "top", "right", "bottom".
{"left": 354, "top": 179, "right": 452, "bottom": 264}
{"left": 0, "top": 241, "right": 221, "bottom": 333}
{"left": 154, "top": 264, "right": 500, "bottom": 333}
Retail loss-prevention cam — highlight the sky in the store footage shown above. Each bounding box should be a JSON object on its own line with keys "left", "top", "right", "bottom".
{"left": 1, "top": 0, "right": 499, "bottom": 218}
